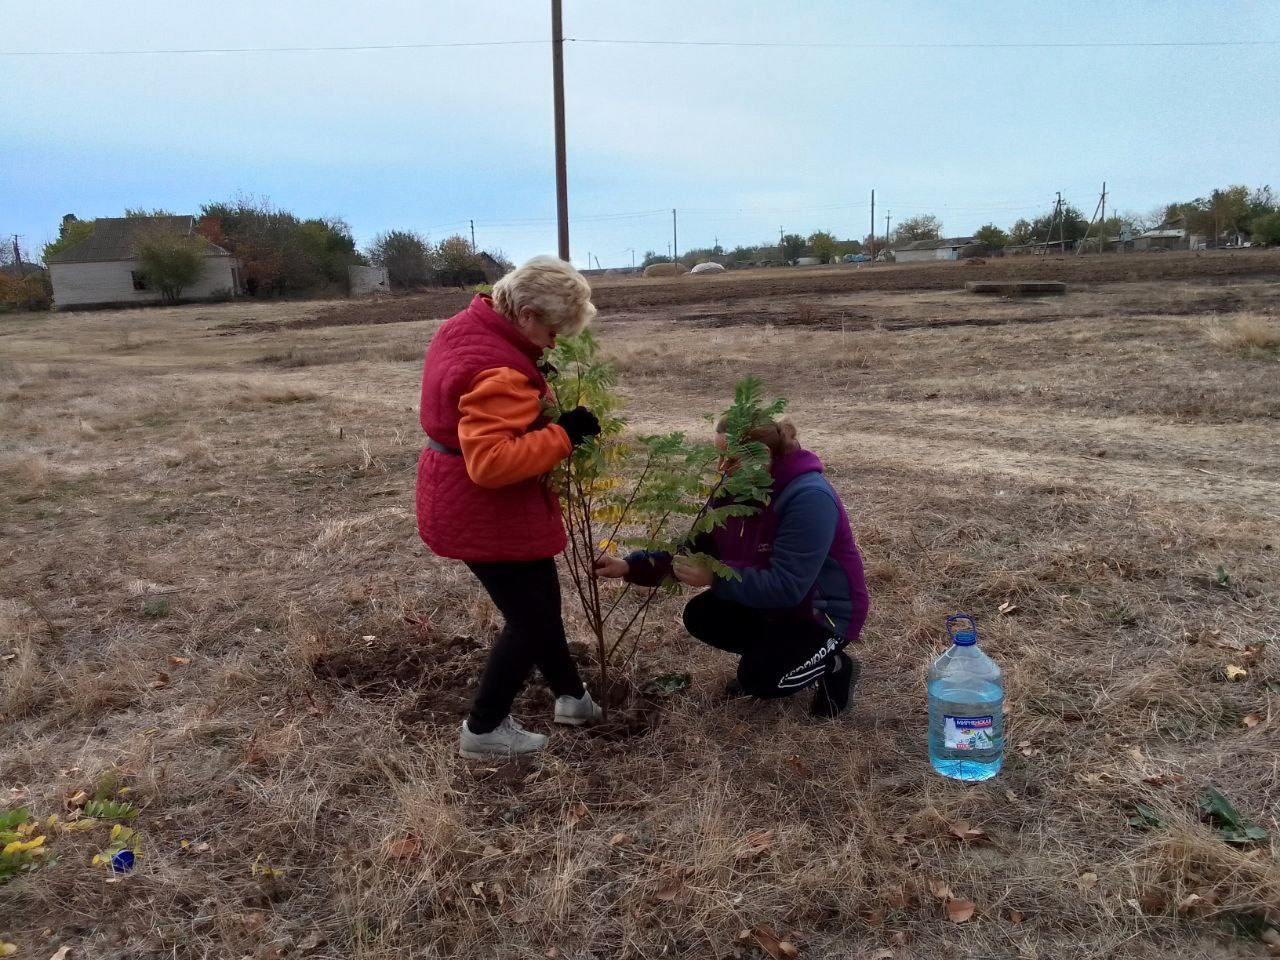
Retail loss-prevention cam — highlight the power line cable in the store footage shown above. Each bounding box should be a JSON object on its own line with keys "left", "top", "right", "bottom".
{"left": 568, "top": 37, "right": 1279, "bottom": 50}
{"left": 0, "top": 40, "right": 546, "bottom": 56}
{"left": 3, "top": 37, "right": 1277, "bottom": 57}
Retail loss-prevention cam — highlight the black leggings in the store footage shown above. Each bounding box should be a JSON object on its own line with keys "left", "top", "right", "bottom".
{"left": 466, "top": 558, "right": 585, "bottom": 733}
{"left": 683, "top": 591, "right": 845, "bottom": 698}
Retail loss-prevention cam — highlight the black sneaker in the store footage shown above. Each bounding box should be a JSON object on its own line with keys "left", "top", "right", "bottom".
{"left": 811, "top": 652, "right": 859, "bottom": 718}
{"left": 724, "top": 677, "right": 747, "bottom": 699}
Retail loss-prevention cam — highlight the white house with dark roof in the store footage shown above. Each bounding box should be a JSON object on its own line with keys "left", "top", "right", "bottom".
{"left": 46, "top": 215, "right": 239, "bottom": 309}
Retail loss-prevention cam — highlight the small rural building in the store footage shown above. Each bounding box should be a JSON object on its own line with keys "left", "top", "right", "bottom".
{"left": 348, "top": 264, "right": 389, "bottom": 296}
{"left": 892, "top": 237, "right": 977, "bottom": 263}
{"left": 46, "top": 216, "right": 238, "bottom": 309}
{"left": 1132, "top": 227, "right": 1188, "bottom": 252}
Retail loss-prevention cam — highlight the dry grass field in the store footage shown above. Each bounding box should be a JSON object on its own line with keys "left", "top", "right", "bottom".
{"left": 2, "top": 259, "right": 1279, "bottom": 959}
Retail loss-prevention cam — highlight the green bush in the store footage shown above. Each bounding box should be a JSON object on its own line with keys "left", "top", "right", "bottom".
{"left": 1250, "top": 211, "right": 1280, "bottom": 246}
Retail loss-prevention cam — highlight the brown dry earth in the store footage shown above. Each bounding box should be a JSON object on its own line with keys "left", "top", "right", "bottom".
{"left": 1, "top": 258, "right": 1278, "bottom": 960}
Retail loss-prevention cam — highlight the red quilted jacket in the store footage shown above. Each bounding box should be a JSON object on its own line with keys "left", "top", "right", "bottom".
{"left": 416, "top": 296, "right": 569, "bottom": 562}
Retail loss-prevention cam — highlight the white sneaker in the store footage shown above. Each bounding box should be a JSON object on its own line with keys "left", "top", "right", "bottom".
{"left": 553, "top": 689, "right": 603, "bottom": 726}
{"left": 458, "top": 716, "right": 548, "bottom": 760}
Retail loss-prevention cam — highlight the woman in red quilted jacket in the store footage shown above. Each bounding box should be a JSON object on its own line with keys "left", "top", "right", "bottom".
{"left": 417, "top": 256, "right": 603, "bottom": 760}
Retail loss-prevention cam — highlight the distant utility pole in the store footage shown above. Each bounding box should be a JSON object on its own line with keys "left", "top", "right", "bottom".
{"left": 885, "top": 212, "right": 892, "bottom": 250}
{"left": 470, "top": 219, "right": 476, "bottom": 251}
{"left": 1056, "top": 191, "right": 1065, "bottom": 253}
{"left": 551, "top": 0, "right": 570, "bottom": 260}
{"left": 869, "top": 190, "right": 875, "bottom": 261}
{"left": 1100, "top": 181, "right": 1107, "bottom": 248}
{"left": 672, "top": 209, "right": 678, "bottom": 262}
{"left": 1078, "top": 182, "right": 1108, "bottom": 257}
{"left": 627, "top": 248, "right": 635, "bottom": 268}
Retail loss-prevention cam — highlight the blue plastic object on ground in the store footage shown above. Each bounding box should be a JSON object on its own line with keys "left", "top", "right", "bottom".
{"left": 927, "top": 614, "right": 1005, "bottom": 782}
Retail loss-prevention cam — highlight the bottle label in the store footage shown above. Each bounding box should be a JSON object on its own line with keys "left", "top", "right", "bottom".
{"left": 943, "top": 715, "right": 996, "bottom": 751}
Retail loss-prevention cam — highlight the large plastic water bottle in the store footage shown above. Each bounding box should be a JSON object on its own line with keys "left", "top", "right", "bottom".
{"left": 928, "top": 614, "right": 1004, "bottom": 781}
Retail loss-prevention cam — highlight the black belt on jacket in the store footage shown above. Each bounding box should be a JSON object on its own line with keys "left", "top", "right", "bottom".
{"left": 426, "top": 437, "right": 462, "bottom": 456}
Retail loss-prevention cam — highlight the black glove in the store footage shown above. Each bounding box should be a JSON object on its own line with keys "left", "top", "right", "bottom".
{"left": 557, "top": 406, "right": 601, "bottom": 447}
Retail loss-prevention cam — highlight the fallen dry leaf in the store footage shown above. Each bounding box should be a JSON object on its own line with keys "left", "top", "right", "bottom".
{"left": 49, "top": 950, "right": 72, "bottom": 960}
{"left": 786, "top": 754, "right": 807, "bottom": 776}
{"left": 653, "top": 880, "right": 684, "bottom": 902}
{"left": 886, "top": 885, "right": 914, "bottom": 910}
{"left": 928, "top": 878, "right": 953, "bottom": 900}
{"left": 1243, "top": 713, "right": 1262, "bottom": 729}
{"left": 149, "top": 672, "right": 171, "bottom": 688}
{"left": 1225, "top": 664, "right": 1248, "bottom": 681}
{"left": 386, "top": 837, "right": 421, "bottom": 860}
{"left": 0, "top": 945, "right": 15, "bottom": 959}
{"left": 544, "top": 949, "right": 560, "bottom": 959}
{"left": 1077, "top": 872, "right": 1099, "bottom": 891}
{"left": 1177, "top": 893, "right": 1205, "bottom": 915}
{"left": 1007, "top": 909, "right": 1026, "bottom": 923}
{"left": 891, "top": 833, "right": 908, "bottom": 846}
{"left": 609, "top": 833, "right": 631, "bottom": 847}
{"left": 948, "top": 820, "right": 987, "bottom": 842}
{"left": 751, "top": 924, "right": 798, "bottom": 959}
{"left": 167, "top": 655, "right": 191, "bottom": 666}
{"left": 947, "top": 898, "right": 976, "bottom": 924}
{"left": 997, "top": 600, "right": 1019, "bottom": 615}
{"left": 736, "top": 829, "right": 775, "bottom": 861}
{"left": 566, "top": 801, "right": 589, "bottom": 828}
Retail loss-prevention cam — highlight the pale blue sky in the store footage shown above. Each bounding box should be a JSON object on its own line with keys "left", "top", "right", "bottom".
{"left": 2, "top": 1, "right": 1277, "bottom": 268}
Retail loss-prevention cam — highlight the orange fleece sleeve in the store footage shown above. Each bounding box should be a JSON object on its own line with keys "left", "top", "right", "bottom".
{"left": 457, "top": 367, "right": 572, "bottom": 489}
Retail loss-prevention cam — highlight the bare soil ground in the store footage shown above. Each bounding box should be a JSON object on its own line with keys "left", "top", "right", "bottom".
{"left": 2, "top": 264, "right": 1278, "bottom": 960}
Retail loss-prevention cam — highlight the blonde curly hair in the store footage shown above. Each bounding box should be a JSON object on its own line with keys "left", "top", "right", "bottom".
{"left": 491, "top": 255, "right": 597, "bottom": 335}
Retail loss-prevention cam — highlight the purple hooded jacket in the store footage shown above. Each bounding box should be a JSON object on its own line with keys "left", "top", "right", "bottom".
{"left": 624, "top": 448, "right": 870, "bottom": 640}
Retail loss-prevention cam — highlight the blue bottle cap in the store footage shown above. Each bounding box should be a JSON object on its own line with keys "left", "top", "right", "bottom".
{"left": 946, "top": 614, "right": 978, "bottom": 646}
{"left": 111, "top": 849, "right": 135, "bottom": 873}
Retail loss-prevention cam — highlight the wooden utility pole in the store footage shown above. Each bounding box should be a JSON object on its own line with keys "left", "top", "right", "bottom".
{"left": 1095, "top": 181, "right": 1105, "bottom": 252}
{"left": 885, "top": 212, "right": 891, "bottom": 251}
{"left": 672, "top": 209, "right": 678, "bottom": 263}
{"left": 1078, "top": 184, "right": 1107, "bottom": 257}
{"left": 1056, "top": 191, "right": 1065, "bottom": 253}
{"left": 551, "top": 0, "right": 570, "bottom": 261}
{"left": 470, "top": 219, "right": 476, "bottom": 251}
{"left": 869, "top": 189, "right": 875, "bottom": 262}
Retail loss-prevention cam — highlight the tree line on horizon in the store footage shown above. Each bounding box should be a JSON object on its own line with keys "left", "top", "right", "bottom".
{"left": 6, "top": 196, "right": 512, "bottom": 310}
{"left": 648, "top": 183, "right": 1279, "bottom": 268}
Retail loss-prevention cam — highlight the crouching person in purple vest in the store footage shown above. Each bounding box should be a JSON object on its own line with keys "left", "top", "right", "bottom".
{"left": 595, "top": 416, "right": 870, "bottom": 716}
